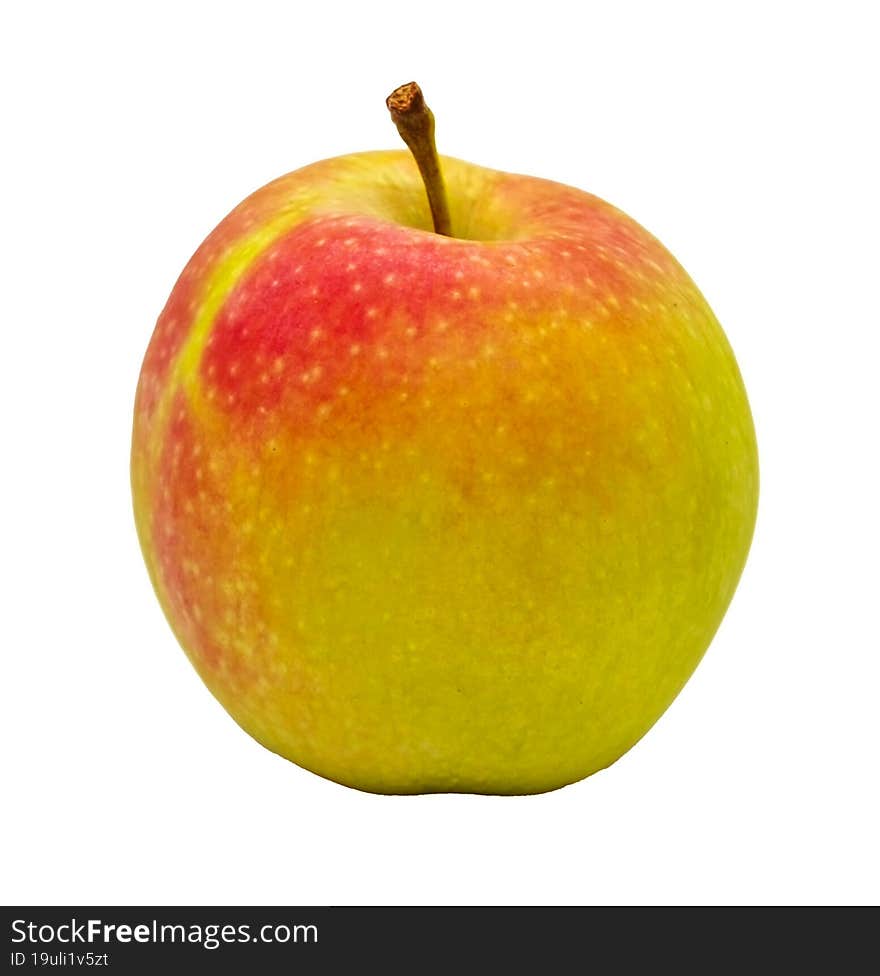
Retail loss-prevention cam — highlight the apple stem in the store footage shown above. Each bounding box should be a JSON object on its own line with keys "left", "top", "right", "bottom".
{"left": 386, "top": 82, "right": 453, "bottom": 237}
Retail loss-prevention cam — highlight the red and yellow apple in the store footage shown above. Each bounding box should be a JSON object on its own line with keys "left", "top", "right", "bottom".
{"left": 131, "top": 93, "right": 757, "bottom": 794}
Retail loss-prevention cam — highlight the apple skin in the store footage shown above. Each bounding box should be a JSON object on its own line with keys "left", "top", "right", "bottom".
{"left": 131, "top": 150, "right": 758, "bottom": 794}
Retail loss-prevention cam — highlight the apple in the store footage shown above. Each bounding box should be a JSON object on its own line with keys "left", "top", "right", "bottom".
{"left": 131, "top": 83, "right": 758, "bottom": 794}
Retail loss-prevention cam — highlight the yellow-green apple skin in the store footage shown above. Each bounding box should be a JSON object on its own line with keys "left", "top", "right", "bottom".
{"left": 131, "top": 151, "right": 758, "bottom": 794}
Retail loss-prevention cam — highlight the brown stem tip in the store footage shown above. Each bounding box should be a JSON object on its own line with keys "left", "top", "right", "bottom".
{"left": 386, "top": 81, "right": 452, "bottom": 237}
{"left": 386, "top": 81, "right": 425, "bottom": 117}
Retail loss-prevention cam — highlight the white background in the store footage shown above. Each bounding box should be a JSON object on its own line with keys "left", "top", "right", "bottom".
{"left": 2, "top": 1, "right": 878, "bottom": 906}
